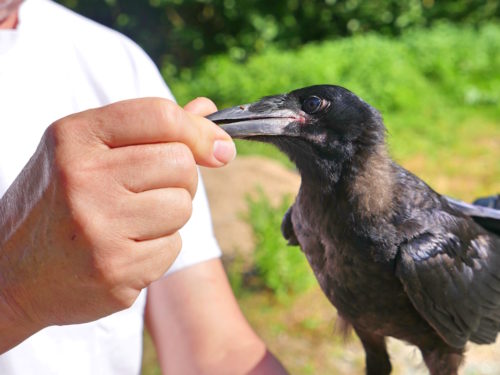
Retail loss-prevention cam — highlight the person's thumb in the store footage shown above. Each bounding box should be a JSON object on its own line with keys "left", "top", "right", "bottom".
{"left": 183, "top": 97, "right": 236, "bottom": 167}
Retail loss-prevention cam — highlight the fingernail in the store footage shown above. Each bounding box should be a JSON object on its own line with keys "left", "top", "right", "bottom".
{"left": 213, "top": 140, "right": 236, "bottom": 164}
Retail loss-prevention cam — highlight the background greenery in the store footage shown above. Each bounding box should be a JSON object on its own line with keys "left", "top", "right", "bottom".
{"left": 57, "top": 0, "right": 500, "bottom": 69}
{"left": 56, "top": 1, "right": 499, "bottom": 373}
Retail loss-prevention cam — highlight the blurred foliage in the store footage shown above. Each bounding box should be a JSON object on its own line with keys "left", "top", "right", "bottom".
{"left": 404, "top": 23, "right": 500, "bottom": 105}
{"left": 170, "top": 23, "right": 500, "bottom": 111}
{"left": 245, "top": 190, "right": 315, "bottom": 300}
{"left": 56, "top": 0, "right": 499, "bottom": 69}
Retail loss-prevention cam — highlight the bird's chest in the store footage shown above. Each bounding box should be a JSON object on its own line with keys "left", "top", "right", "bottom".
{"left": 291, "top": 194, "right": 406, "bottom": 329}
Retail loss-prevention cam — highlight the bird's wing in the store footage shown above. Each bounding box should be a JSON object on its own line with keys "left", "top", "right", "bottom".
{"left": 473, "top": 194, "right": 500, "bottom": 210}
{"left": 444, "top": 196, "right": 500, "bottom": 236}
{"left": 281, "top": 205, "right": 299, "bottom": 246}
{"left": 395, "top": 211, "right": 500, "bottom": 348}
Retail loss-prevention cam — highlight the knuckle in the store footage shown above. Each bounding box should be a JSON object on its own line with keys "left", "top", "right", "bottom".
{"left": 45, "top": 121, "right": 74, "bottom": 163}
{"left": 170, "top": 231, "right": 183, "bottom": 253}
{"left": 91, "top": 256, "right": 120, "bottom": 287}
{"left": 189, "top": 171, "right": 199, "bottom": 198}
{"left": 169, "top": 142, "right": 195, "bottom": 169}
{"left": 156, "top": 143, "right": 197, "bottom": 196}
{"left": 161, "top": 234, "right": 183, "bottom": 273}
{"left": 118, "top": 291, "right": 138, "bottom": 310}
{"left": 169, "top": 143, "right": 197, "bottom": 182}
{"left": 85, "top": 241, "right": 125, "bottom": 286}
{"left": 52, "top": 155, "right": 96, "bottom": 205}
{"left": 147, "top": 234, "right": 183, "bottom": 283}
{"left": 92, "top": 263, "right": 136, "bottom": 311}
{"left": 45, "top": 120, "right": 63, "bottom": 144}
{"left": 46, "top": 116, "right": 73, "bottom": 142}
{"left": 111, "top": 289, "right": 138, "bottom": 311}
{"left": 174, "top": 189, "right": 193, "bottom": 225}
{"left": 54, "top": 158, "right": 83, "bottom": 187}
{"left": 46, "top": 113, "right": 89, "bottom": 148}
{"left": 46, "top": 119, "right": 99, "bottom": 195}
{"left": 158, "top": 99, "right": 184, "bottom": 137}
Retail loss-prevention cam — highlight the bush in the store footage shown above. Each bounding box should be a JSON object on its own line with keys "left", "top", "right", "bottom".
{"left": 403, "top": 23, "right": 500, "bottom": 104}
{"left": 170, "top": 23, "right": 500, "bottom": 112}
{"left": 245, "top": 190, "right": 315, "bottom": 300}
{"left": 171, "top": 36, "right": 430, "bottom": 112}
{"left": 57, "top": 0, "right": 500, "bottom": 68}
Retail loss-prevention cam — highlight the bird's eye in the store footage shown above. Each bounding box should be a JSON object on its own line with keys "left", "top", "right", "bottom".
{"left": 302, "top": 96, "right": 326, "bottom": 114}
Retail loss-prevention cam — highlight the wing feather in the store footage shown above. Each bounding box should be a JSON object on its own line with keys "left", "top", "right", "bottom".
{"left": 396, "top": 212, "right": 500, "bottom": 349}
{"left": 445, "top": 196, "right": 500, "bottom": 235}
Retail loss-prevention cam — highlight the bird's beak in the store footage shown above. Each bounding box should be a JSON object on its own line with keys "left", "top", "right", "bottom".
{"left": 206, "top": 103, "right": 299, "bottom": 139}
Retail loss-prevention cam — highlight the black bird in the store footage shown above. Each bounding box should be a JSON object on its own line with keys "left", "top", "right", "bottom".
{"left": 207, "top": 85, "right": 500, "bottom": 375}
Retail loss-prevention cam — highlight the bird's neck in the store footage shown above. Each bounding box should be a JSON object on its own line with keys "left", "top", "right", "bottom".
{"left": 287, "top": 138, "right": 352, "bottom": 191}
{"left": 300, "top": 144, "right": 395, "bottom": 219}
{"left": 344, "top": 145, "right": 395, "bottom": 218}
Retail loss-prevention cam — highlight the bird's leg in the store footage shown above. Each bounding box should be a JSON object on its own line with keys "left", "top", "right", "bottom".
{"left": 420, "top": 347, "right": 463, "bottom": 375}
{"left": 281, "top": 205, "right": 299, "bottom": 246}
{"left": 354, "top": 327, "right": 392, "bottom": 375}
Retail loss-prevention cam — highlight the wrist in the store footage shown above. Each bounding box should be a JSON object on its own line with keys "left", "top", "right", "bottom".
{"left": 0, "top": 284, "right": 40, "bottom": 354}
{"left": 0, "top": 202, "right": 42, "bottom": 353}
{"left": 0, "top": 251, "right": 41, "bottom": 354}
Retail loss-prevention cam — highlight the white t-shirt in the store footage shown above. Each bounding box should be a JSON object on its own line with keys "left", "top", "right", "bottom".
{"left": 0, "top": 0, "right": 221, "bottom": 373}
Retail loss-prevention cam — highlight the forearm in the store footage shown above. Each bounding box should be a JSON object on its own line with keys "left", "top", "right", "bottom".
{"left": 185, "top": 339, "right": 287, "bottom": 375}
{"left": 0, "top": 228, "right": 39, "bottom": 354}
{"left": 145, "top": 259, "right": 288, "bottom": 375}
{"left": 0, "top": 218, "right": 39, "bottom": 354}
{"left": 150, "top": 317, "right": 283, "bottom": 375}
{"left": 0, "top": 149, "right": 50, "bottom": 353}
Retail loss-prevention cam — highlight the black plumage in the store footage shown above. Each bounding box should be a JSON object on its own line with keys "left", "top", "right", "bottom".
{"left": 208, "top": 85, "right": 500, "bottom": 375}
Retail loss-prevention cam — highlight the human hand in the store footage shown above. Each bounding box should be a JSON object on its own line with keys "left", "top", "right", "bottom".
{"left": 0, "top": 97, "right": 233, "bottom": 352}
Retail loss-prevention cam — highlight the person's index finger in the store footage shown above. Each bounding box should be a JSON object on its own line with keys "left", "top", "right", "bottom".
{"left": 88, "top": 97, "right": 235, "bottom": 167}
{"left": 88, "top": 98, "right": 181, "bottom": 147}
{"left": 184, "top": 97, "right": 218, "bottom": 116}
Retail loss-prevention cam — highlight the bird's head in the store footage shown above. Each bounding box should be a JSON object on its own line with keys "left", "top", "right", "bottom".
{"left": 208, "top": 85, "right": 386, "bottom": 187}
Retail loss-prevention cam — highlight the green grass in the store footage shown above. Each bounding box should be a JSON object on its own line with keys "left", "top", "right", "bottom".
{"left": 243, "top": 190, "right": 315, "bottom": 300}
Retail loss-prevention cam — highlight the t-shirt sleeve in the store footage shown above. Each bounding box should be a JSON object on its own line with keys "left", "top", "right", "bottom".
{"left": 119, "top": 39, "right": 222, "bottom": 273}
{"left": 118, "top": 36, "right": 175, "bottom": 101}
{"left": 167, "top": 172, "right": 222, "bottom": 275}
